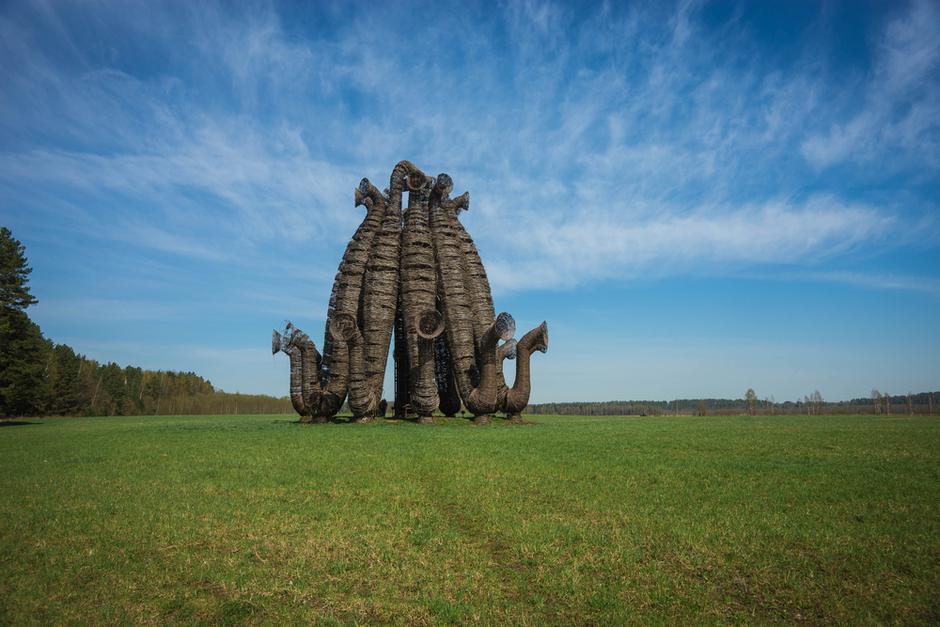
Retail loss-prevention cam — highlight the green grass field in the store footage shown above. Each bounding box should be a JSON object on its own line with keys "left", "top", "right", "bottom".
{"left": 1, "top": 414, "right": 938, "bottom": 624}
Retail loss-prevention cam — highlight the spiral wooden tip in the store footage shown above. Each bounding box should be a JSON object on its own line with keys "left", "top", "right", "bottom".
{"left": 452, "top": 191, "right": 470, "bottom": 213}
{"left": 519, "top": 321, "right": 549, "bottom": 354}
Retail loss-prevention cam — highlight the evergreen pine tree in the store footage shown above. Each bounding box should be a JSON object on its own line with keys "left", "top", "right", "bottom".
{"left": 49, "top": 344, "right": 85, "bottom": 415}
{"left": 0, "top": 227, "right": 38, "bottom": 313}
{"left": 0, "top": 227, "right": 50, "bottom": 417}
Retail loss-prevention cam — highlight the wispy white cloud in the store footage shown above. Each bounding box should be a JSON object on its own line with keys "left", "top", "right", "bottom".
{"left": 3, "top": 0, "right": 932, "bottom": 292}
{"left": 800, "top": 271, "right": 940, "bottom": 295}
{"left": 801, "top": 0, "right": 940, "bottom": 169}
{"left": 482, "top": 195, "right": 893, "bottom": 291}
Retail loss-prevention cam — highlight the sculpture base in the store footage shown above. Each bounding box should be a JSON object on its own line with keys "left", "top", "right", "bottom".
{"left": 472, "top": 415, "right": 491, "bottom": 425}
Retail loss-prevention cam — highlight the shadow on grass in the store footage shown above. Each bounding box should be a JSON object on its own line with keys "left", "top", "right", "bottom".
{"left": 0, "top": 420, "right": 43, "bottom": 427}
{"left": 272, "top": 415, "right": 539, "bottom": 427}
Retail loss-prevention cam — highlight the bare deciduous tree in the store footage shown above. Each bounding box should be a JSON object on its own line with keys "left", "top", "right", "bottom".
{"left": 811, "top": 390, "right": 823, "bottom": 415}
{"left": 745, "top": 388, "right": 757, "bottom": 416}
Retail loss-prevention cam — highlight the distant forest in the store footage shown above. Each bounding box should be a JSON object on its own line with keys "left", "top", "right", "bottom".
{"left": 6, "top": 345, "right": 292, "bottom": 417}
{"left": 1, "top": 227, "right": 291, "bottom": 418}
{"left": 528, "top": 391, "right": 938, "bottom": 417}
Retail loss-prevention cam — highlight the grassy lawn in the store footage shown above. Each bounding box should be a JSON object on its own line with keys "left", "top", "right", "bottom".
{"left": 1, "top": 413, "right": 938, "bottom": 624}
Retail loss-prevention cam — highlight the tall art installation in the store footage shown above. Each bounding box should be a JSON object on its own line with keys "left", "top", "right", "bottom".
{"left": 272, "top": 161, "right": 548, "bottom": 424}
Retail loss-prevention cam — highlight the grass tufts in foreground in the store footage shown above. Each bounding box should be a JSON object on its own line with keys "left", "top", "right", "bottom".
{"left": 1, "top": 414, "right": 938, "bottom": 623}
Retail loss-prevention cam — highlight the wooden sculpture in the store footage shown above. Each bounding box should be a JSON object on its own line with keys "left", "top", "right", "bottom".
{"left": 272, "top": 161, "right": 548, "bottom": 423}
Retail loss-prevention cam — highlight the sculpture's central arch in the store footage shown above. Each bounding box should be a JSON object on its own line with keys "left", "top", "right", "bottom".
{"left": 273, "top": 161, "right": 548, "bottom": 424}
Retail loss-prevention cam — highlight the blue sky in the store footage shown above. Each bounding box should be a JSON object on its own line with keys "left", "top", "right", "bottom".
{"left": 1, "top": 0, "right": 938, "bottom": 403}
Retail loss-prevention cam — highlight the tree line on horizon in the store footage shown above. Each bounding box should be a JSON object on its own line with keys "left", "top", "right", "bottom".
{"left": 528, "top": 389, "right": 938, "bottom": 417}
{"left": 1, "top": 227, "right": 292, "bottom": 418}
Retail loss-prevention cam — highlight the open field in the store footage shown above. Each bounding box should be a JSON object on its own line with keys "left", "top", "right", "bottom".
{"left": 1, "top": 414, "right": 938, "bottom": 624}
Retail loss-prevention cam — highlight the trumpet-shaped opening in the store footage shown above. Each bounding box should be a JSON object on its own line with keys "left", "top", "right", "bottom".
{"left": 435, "top": 173, "right": 453, "bottom": 197}
{"left": 494, "top": 312, "right": 516, "bottom": 342}
{"left": 415, "top": 310, "right": 445, "bottom": 340}
{"left": 406, "top": 171, "right": 427, "bottom": 191}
